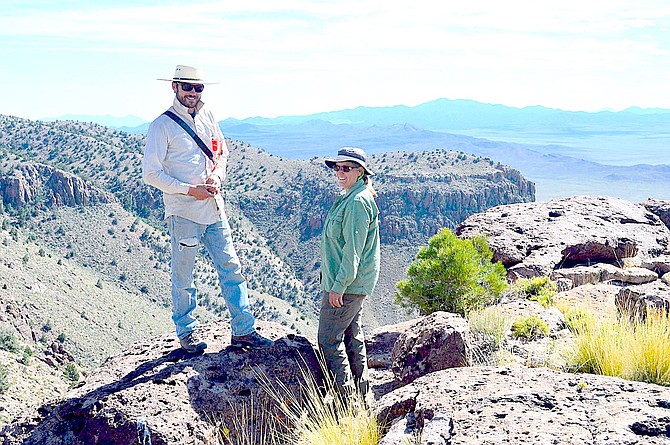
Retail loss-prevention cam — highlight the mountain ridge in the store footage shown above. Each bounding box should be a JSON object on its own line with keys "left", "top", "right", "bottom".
{"left": 85, "top": 97, "right": 670, "bottom": 201}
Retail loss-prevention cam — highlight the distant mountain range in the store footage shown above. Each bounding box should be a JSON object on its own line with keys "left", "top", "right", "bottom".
{"left": 47, "top": 98, "right": 670, "bottom": 201}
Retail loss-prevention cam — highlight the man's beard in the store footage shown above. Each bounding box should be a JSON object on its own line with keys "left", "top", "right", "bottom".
{"left": 177, "top": 94, "right": 198, "bottom": 109}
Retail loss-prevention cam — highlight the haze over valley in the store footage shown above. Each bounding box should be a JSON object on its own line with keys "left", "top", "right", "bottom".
{"left": 103, "top": 98, "right": 670, "bottom": 202}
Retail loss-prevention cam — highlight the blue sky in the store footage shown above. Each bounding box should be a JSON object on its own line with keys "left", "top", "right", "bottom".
{"left": 2, "top": 0, "right": 670, "bottom": 122}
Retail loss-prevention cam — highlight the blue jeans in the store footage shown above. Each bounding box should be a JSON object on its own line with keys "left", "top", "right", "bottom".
{"left": 168, "top": 215, "right": 255, "bottom": 339}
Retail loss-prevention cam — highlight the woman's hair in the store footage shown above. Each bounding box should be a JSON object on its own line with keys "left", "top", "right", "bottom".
{"left": 362, "top": 174, "right": 377, "bottom": 198}
{"left": 353, "top": 163, "right": 377, "bottom": 198}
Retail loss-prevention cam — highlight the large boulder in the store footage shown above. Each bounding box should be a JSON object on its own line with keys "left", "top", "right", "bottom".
{"left": 616, "top": 281, "right": 670, "bottom": 320}
{"left": 376, "top": 366, "right": 670, "bottom": 445}
{"left": 390, "top": 312, "right": 472, "bottom": 386}
{"left": 455, "top": 196, "right": 670, "bottom": 280}
{"left": 642, "top": 198, "right": 670, "bottom": 230}
{"left": 366, "top": 318, "right": 417, "bottom": 370}
{"left": 552, "top": 264, "right": 659, "bottom": 287}
{"left": 0, "top": 321, "right": 321, "bottom": 445}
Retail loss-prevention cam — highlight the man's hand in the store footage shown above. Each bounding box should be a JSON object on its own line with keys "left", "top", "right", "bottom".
{"left": 205, "top": 175, "right": 221, "bottom": 195}
{"left": 187, "top": 184, "right": 215, "bottom": 200}
{"left": 329, "top": 291, "right": 343, "bottom": 308}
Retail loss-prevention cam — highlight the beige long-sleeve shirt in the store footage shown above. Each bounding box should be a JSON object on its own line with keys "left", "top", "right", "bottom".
{"left": 143, "top": 97, "right": 228, "bottom": 224}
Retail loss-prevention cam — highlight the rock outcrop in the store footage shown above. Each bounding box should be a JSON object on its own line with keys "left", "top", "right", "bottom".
{"left": 390, "top": 312, "right": 471, "bottom": 386}
{"left": 0, "top": 321, "right": 320, "bottom": 445}
{"left": 456, "top": 196, "right": 670, "bottom": 321}
{"left": 376, "top": 366, "right": 670, "bottom": 445}
{"left": 456, "top": 195, "right": 670, "bottom": 280}
{"left": 4, "top": 307, "right": 670, "bottom": 444}
{"left": 0, "top": 163, "right": 113, "bottom": 209}
{"left": 642, "top": 198, "right": 670, "bottom": 230}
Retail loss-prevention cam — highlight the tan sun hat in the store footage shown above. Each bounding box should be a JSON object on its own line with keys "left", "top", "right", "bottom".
{"left": 324, "top": 147, "right": 374, "bottom": 176}
{"left": 158, "top": 65, "right": 219, "bottom": 84}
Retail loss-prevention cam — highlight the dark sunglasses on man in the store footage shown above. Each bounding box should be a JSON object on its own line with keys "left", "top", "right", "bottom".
{"left": 179, "top": 83, "right": 205, "bottom": 93}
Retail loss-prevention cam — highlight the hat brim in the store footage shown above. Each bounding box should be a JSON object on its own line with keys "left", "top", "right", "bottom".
{"left": 324, "top": 156, "right": 374, "bottom": 176}
{"left": 157, "top": 78, "right": 220, "bottom": 84}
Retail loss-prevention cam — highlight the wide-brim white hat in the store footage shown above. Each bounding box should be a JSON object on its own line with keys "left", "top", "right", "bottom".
{"left": 324, "top": 147, "right": 374, "bottom": 176}
{"left": 158, "top": 64, "right": 219, "bottom": 84}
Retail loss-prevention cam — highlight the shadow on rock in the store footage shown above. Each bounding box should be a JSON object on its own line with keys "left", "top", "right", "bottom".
{"left": 0, "top": 321, "right": 321, "bottom": 445}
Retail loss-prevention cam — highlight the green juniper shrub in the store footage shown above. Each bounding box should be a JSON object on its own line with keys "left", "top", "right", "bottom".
{"left": 396, "top": 228, "right": 507, "bottom": 317}
{"left": 0, "top": 365, "right": 9, "bottom": 394}
{"left": 19, "top": 346, "right": 33, "bottom": 366}
{"left": 0, "top": 329, "right": 20, "bottom": 353}
{"left": 64, "top": 363, "right": 80, "bottom": 385}
{"left": 512, "top": 315, "right": 549, "bottom": 340}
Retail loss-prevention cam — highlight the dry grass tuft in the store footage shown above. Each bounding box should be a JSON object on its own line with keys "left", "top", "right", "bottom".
{"left": 213, "top": 357, "right": 381, "bottom": 445}
{"left": 567, "top": 308, "right": 670, "bottom": 386}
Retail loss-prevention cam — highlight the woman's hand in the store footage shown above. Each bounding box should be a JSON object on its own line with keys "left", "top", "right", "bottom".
{"left": 329, "top": 291, "right": 344, "bottom": 308}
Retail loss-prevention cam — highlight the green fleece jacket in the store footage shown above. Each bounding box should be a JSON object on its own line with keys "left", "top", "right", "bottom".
{"left": 320, "top": 179, "right": 380, "bottom": 296}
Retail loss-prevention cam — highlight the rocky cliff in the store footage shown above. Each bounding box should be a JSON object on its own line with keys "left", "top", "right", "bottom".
{"left": 224, "top": 146, "right": 535, "bottom": 247}
{"left": 0, "top": 163, "right": 113, "bottom": 209}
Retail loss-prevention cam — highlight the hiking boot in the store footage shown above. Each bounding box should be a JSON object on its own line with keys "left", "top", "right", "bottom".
{"left": 179, "top": 332, "right": 207, "bottom": 353}
{"left": 231, "top": 331, "right": 274, "bottom": 349}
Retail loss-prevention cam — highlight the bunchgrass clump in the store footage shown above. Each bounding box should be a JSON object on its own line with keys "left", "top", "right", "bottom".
{"left": 213, "top": 396, "right": 281, "bottom": 445}
{"left": 512, "top": 276, "right": 557, "bottom": 308}
{"left": 263, "top": 365, "right": 380, "bottom": 445}
{"left": 568, "top": 308, "right": 670, "bottom": 386}
{"left": 563, "top": 306, "right": 596, "bottom": 335}
{"left": 511, "top": 315, "right": 548, "bottom": 340}
{"left": 468, "top": 307, "right": 511, "bottom": 349}
{"left": 217, "top": 357, "right": 381, "bottom": 445}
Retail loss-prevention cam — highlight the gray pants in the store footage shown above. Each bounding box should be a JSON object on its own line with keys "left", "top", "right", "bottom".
{"left": 317, "top": 292, "right": 369, "bottom": 396}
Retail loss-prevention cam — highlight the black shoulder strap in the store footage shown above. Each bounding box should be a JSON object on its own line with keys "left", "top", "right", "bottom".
{"left": 163, "top": 110, "right": 213, "bottom": 161}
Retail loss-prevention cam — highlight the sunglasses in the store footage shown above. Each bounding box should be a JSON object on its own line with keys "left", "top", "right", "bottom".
{"left": 179, "top": 83, "right": 205, "bottom": 93}
{"left": 331, "top": 164, "right": 360, "bottom": 173}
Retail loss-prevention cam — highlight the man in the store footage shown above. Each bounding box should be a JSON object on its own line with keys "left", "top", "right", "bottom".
{"left": 143, "top": 64, "right": 273, "bottom": 353}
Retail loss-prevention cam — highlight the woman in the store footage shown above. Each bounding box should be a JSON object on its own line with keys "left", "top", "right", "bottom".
{"left": 318, "top": 147, "right": 380, "bottom": 398}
